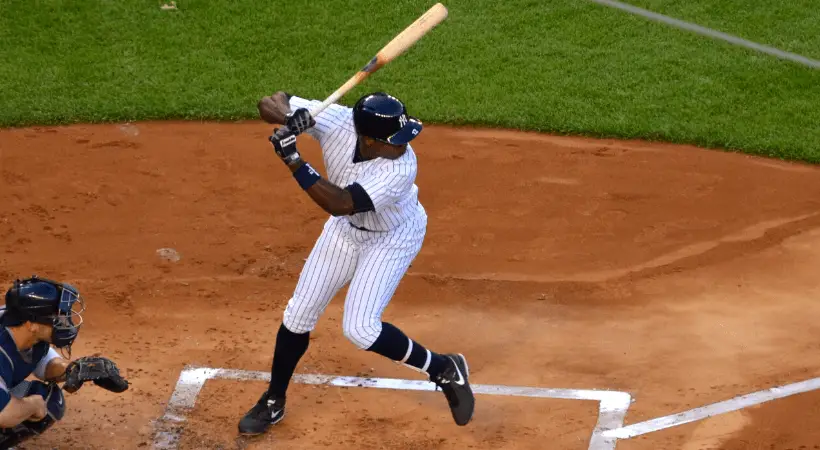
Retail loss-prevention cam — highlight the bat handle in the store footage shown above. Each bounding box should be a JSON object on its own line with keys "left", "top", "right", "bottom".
{"left": 308, "top": 71, "right": 371, "bottom": 118}
{"left": 308, "top": 97, "right": 338, "bottom": 118}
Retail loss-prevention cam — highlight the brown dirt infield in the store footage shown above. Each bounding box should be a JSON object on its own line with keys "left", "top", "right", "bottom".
{"left": 1, "top": 121, "right": 819, "bottom": 449}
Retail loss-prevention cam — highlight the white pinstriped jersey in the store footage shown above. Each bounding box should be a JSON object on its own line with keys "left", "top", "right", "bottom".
{"left": 280, "top": 95, "right": 429, "bottom": 350}
{"left": 289, "top": 95, "right": 426, "bottom": 232}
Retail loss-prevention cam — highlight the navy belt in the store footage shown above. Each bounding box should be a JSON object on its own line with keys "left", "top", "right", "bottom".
{"left": 348, "top": 222, "right": 372, "bottom": 232}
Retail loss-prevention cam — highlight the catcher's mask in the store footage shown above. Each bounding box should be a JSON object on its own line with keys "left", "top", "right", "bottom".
{"left": 3, "top": 276, "right": 85, "bottom": 356}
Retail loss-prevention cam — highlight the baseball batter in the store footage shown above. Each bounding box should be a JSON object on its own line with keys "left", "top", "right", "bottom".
{"left": 238, "top": 91, "right": 475, "bottom": 435}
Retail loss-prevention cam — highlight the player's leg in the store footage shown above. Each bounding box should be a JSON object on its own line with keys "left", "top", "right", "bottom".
{"left": 271, "top": 218, "right": 359, "bottom": 397}
{"left": 239, "top": 217, "right": 358, "bottom": 435}
{"left": 341, "top": 224, "right": 475, "bottom": 426}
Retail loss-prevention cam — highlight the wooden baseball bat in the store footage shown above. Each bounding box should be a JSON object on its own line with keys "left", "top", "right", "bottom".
{"left": 308, "top": 3, "right": 449, "bottom": 117}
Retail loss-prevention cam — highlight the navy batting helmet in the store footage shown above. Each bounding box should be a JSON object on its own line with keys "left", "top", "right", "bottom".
{"left": 352, "top": 92, "right": 423, "bottom": 145}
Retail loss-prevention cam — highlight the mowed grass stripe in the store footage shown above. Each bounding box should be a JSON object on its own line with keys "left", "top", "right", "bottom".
{"left": 0, "top": 0, "right": 818, "bottom": 162}
{"left": 624, "top": 0, "right": 820, "bottom": 60}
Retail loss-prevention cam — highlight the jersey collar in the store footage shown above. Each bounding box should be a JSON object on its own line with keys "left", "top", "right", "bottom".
{"left": 353, "top": 137, "right": 365, "bottom": 164}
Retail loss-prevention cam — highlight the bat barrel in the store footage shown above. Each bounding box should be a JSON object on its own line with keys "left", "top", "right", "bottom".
{"left": 308, "top": 3, "right": 448, "bottom": 118}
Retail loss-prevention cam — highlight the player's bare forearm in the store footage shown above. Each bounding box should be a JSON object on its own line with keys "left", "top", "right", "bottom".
{"left": 258, "top": 92, "right": 292, "bottom": 125}
{"left": 0, "top": 396, "right": 45, "bottom": 428}
{"left": 287, "top": 160, "right": 354, "bottom": 216}
{"left": 44, "top": 357, "right": 71, "bottom": 383}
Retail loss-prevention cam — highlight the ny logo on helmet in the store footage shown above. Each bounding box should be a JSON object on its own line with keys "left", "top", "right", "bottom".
{"left": 398, "top": 114, "right": 407, "bottom": 127}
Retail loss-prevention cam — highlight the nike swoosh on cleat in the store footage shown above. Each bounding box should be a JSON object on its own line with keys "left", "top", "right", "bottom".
{"left": 452, "top": 361, "right": 466, "bottom": 386}
{"left": 266, "top": 400, "right": 279, "bottom": 419}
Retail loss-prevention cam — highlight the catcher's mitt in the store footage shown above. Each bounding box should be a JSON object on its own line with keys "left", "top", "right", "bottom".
{"left": 63, "top": 356, "right": 129, "bottom": 394}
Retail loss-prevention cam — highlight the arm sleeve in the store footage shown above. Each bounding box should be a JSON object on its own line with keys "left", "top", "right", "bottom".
{"left": 288, "top": 95, "right": 350, "bottom": 143}
{"left": 33, "top": 347, "right": 60, "bottom": 381}
{"left": 344, "top": 183, "right": 375, "bottom": 214}
{"left": 355, "top": 166, "right": 415, "bottom": 212}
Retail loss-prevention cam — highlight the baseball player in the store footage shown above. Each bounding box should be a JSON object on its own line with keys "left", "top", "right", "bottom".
{"left": 0, "top": 276, "right": 129, "bottom": 449}
{"left": 238, "top": 91, "right": 475, "bottom": 435}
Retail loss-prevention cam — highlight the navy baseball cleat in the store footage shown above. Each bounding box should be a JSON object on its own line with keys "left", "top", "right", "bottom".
{"left": 238, "top": 391, "right": 286, "bottom": 435}
{"left": 432, "top": 353, "right": 475, "bottom": 426}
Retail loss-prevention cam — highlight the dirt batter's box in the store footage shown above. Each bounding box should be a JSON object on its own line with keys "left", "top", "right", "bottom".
{"left": 152, "top": 366, "right": 632, "bottom": 450}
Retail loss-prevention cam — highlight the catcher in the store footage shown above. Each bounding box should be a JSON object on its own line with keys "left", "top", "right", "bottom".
{"left": 0, "top": 275, "right": 129, "bottom": 449}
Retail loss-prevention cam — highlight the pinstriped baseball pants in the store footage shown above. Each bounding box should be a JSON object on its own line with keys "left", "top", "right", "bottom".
{"left": 282, "top": 214, "right": 426, "bottom": 349}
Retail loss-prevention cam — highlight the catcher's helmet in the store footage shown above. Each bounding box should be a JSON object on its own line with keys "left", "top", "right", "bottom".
{"left": 2, "top": 276, "right": 84, "bottom": 350}
{"left": 352, "top": 92, "right": 423, "bottom": 145}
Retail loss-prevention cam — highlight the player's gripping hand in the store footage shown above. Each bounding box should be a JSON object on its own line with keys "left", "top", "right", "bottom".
{"left": 258, "top": 92, "right": 291, "bottom": 125}
{"left": 269, "top": 126, "right": 302, "bottom": 166}
{"left": 285, "top": 108, "right": 315, "bottom": 136}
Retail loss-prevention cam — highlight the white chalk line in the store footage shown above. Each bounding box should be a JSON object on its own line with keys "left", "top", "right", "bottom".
{"left": 152, "top": 366, "right": 632, "bottom": 450}
{"left": 152, "top": 367, "right": 820, "bottom": 449}
{"left": 603, "top": 376, "right": 820, "bottom": 439}
{"left": 587, "top": 0, "right": 820, "bottom": 69}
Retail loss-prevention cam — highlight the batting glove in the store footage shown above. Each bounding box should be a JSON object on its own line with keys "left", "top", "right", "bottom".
{"left": 269, "top": 127, "right": 301, "bottom": 165}
{"left": 285, "top": 108, "right": 315, "bottom": 136}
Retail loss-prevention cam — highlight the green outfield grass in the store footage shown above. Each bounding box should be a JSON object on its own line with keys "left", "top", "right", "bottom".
{"left": 1, "top": 0, "right": 818, "bottom": 162}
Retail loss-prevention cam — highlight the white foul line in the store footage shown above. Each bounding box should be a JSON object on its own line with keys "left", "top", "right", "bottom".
{"left": 603, "top": 376, "right": 820, "bottom": 439}
{"left": 587, "top": 0, "right": 820, "bottom": 69}
{"left": 152, "top": 366, "right": 632, "bottom": 450}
